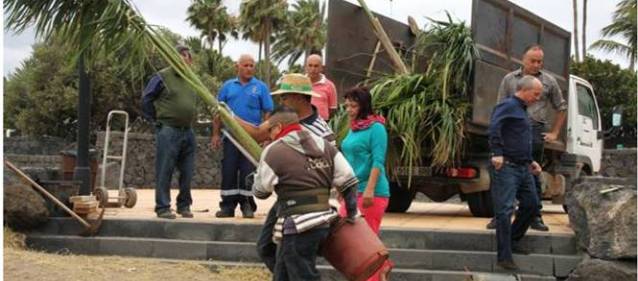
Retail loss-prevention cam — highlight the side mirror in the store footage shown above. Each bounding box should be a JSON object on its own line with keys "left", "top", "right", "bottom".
{"left": 611, "top": 105, "right": 624, "bottom": 127}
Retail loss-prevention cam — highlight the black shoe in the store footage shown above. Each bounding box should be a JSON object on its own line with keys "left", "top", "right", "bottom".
{"left": 486, "top": 218, "right": 497, "bottom": 229}
{"left": 497, "top": 260, "right": 519, "bottom": 270}
{"left": 241, "top": 204, "right": 254, "bottom": 218}
{"left": 215, "top": 210, "right": 234, "bottom": 218}
{"left": 530, "top": 217, "right": 549, "bottom": 231}
{"left": 157, "top": 210, "right": 176, "bottom": 219}
{"left": 512, "top": 243, "right": 531, "bottom": 255}
{"left": 177, "top": 209, "right": 194, "bottom": 218}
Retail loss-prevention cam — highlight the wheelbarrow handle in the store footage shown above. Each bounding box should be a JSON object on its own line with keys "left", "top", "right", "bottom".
{"left": 4, "top": 160, "right": 92, "bottom": 229}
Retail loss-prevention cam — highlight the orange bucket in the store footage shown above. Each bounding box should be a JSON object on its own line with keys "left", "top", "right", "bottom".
{"left": 322, "top": 217, "right": 389, "bottom": 281}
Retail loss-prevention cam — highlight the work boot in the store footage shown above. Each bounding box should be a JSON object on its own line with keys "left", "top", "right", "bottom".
{"left": 177, "top": 209, "right": 194, "bottom": 218}
{"left": 530, "top": 216, "right": 549, "bottom": 231}
{"left": 241, "top": 204, "right": 254, "bottom": 218}
{"left": 486, "top": 218, "right": 497, "bottom": 229}
{"left": 157, "top": 210, "right": 176, "bottom": 219}
{"left": 496, "top": 260, "right": 519, "bottom": 271}
{"left": 215, "top": 210, "right": 234, "bottom": 218}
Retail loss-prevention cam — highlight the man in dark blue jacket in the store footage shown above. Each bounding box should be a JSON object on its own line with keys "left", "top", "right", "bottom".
{"left": 488, "top": 75, "right": 543, "bottom": 270}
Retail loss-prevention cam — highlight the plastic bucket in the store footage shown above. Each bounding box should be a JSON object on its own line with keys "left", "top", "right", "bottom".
{"left": 322, "top": 217, "right": 389, "bottom": 281}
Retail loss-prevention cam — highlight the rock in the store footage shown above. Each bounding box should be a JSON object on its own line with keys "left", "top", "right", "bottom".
{"left": 566, "top": 177, "right": 637, "bottom": 259}
{"left": 4, "top": 184, "right": 49, "bottom": 230}
{"left": 566, "top": 257, "right": 636, "bottom": 281}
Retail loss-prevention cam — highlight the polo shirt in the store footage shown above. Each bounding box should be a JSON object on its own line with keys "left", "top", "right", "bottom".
{"left": 310, "top": 74, "right": 337, "bottom": 120}
{"left": 218, "top": 77, "right": 273, "bottom": 125}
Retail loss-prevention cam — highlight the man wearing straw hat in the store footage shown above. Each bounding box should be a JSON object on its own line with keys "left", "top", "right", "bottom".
{"left": 211, "top": 54, "right": 274, "bottom": 219}
{"left": 252, "top": 105, "right": 358, "bottom": 281}
{"left": 141, "top": 44, "right": 197, "bottom": 220}
{"left": 235, "top": 73, "right": 337, "bottom": 272}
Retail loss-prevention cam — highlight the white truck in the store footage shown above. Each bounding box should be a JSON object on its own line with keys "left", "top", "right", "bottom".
{"left": 325, "top": 0, "right": 621, "bottom": 216}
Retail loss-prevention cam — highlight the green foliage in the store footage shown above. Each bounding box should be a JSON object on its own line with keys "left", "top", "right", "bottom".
{"left": 570, "top": 56, "right": 637, "bottom": 128}
{"left": 186, "top": 0, "right": 238, "bottom": 54}
{"left": 271, "top": 0, "right": 326, "bottom": 68}
{"left": 255, "top": 60, "right": 282, "bottom": 89}
{"left": 3, "top": 31, "right": 237, "bottom": 139}
{"left": 332, "top": 16, "right": 477, "bottom": 184}
{"left": 589, "top": 0, "right": 637, "bottom": 69}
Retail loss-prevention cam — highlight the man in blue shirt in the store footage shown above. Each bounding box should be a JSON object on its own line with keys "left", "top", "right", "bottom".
{"left": 488, "top": 75, "right": 543, "bottom": 270}
{"left": 211, "top": 54, "right": 274, "bottom": 218}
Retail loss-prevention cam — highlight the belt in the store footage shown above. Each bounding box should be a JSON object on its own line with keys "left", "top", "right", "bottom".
{"left": 504, "top": 158, "right": 531, "bottom": 166}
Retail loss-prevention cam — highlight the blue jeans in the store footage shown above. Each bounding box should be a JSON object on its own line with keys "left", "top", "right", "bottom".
{"left": 490, "top": 163, "right": 538, "bottom": 262}
{"left": 220, "top": 138, "right": 256, "bottom": 213}
{"left": 257, "top": 205, "right": 278, "bottom": 272}
{"left": 154, "top": 125, "right": 195, "bottom": 213}
{"left": 274, "top": 226, "right": 329, "bottom": 281}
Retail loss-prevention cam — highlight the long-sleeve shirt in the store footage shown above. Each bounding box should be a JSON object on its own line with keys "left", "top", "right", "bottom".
{"left": 488, "top": 96, "right": 533, "bottom": 163}
{"left": 141, "top": 74, "right": 164, "bottom": 122}
{"left": 340, "top": 122, "right": 390, "bottom": 197}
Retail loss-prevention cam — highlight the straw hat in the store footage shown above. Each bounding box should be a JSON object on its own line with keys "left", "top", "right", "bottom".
{"left": 271, "top": 73, "right": 320, "bottom": 97}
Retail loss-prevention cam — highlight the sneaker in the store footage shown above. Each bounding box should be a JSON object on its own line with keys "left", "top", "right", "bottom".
{"left": 177, "top": 209, "right": 194, "bottom": 218}
{"left": 530, "top": 217, "right": 549, "bottom": 231}
{"left": 157, "top": 210, "right": 176, "bottom": 219}
{"left": 486, "top": 218, "right": 497, "bottom": 229}
{"left": 496, "top": 260, "right": 519, "bottom": 270}
{"left": 215, "top": 210, "right": 234, "bottom": 218}
{"left": 512, "top": 242, "right": 531, "bottom": 255}
{"left": 241, "top": 204, "right": 254, "bottom": 218}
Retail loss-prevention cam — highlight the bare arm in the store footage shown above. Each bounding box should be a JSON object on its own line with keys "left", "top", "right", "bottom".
{"left": 362, "top": 168, "right": 380, "bottom": 208}
{"left": 544, "top": 110, "right": 566, "bottom": 142}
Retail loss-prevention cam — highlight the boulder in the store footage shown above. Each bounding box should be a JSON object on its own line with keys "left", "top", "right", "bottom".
{"left": 566, "top": 257, "right": 636, "bottom": 281}
{"left": 565, "top": 177, "right": 637, "bottom": 259}
{"left": 4, "top": 183, "right": 49, "bottom": 230}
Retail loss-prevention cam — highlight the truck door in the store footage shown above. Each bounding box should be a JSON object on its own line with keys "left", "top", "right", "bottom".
{"left": 570, "top": 81, "right": 603, "bottom": 172}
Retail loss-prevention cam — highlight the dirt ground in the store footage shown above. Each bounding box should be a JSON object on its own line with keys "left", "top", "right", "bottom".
{"left": 3, "top": 228, "right": 271, "bottom": 281}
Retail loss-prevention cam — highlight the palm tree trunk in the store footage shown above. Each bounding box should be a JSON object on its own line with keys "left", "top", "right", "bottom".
{"left": 573, "top": 0, "right": 581, "bottom": 61}
{"left": 208, "top": 31, "right": 215, "bottom": 51}
{"left": 218, "top": 38, "right": 223, "bottom": 55}
{"left": 264, "top": 21, "right": 272, "bottom": 88}
{"left": 582, "top": 0, "right": 587, "bottom": 59}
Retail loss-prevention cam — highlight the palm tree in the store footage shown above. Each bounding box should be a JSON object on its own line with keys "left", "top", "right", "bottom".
{"left": 187, "top": 0, "right": 238, "bottom": 55}
{"left": 5, "top": 0, "right": 264, "bottom": 193}
{"left": 590, "top": 0, "right": 637, "bottom": 69}
{"left": 4, "top": 0, "right": 153, "bottom": 195}
{"left": 272, "top": 0, "right": 327, "bottom": 68}
{"left": 239, "top": 0, "right": 288, "bottom": 87}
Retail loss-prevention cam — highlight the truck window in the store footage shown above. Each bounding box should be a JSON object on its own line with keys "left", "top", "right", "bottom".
{"left": 576, "top": 84, "right": 600, "bottom": 130}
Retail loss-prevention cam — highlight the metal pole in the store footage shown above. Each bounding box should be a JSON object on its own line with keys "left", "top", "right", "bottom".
{"left": 74, "top": 53, "right": 92, "bottom": 195}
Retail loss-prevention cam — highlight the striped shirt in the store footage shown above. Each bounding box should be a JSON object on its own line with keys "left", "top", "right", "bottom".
{"left": 300, "top": 107, "right": 336, "bottom": 146}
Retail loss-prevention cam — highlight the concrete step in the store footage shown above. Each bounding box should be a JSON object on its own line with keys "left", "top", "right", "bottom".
{"left": 33, "top": 218, "right": 578, "bottom": 255}
{"left": 26, "top": 234, "right": 581, "bottom": 277}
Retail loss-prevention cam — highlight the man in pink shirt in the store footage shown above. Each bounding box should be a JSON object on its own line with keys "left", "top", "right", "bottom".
{"left": 305, "top": 54, "right": 337, "bottom": 120}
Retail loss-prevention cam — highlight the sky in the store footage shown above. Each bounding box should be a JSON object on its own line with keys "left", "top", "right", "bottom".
{"left": 2, "top": 0, "right": 630, "bottom": 78}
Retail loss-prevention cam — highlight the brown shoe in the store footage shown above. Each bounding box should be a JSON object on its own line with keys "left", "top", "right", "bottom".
{"left": 497, "top": 260, "right": 519, "bottom": 270}
{"left": 178, "top": 209, "right": 194, "bottom": 218}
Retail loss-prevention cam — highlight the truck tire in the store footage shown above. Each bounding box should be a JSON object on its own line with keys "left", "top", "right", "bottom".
{"left": 386, "top": 182, "right": 416, "bottom": 213}
{"left": 466, "top": 190, "right": 494, "bottom": 218}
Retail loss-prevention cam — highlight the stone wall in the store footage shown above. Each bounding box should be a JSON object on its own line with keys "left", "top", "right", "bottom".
{"left": 96, "top": 131, "right": 222, "bottom": 189}
{"left": 600, "top": 148, "right": 637, "bottom": 180}
{"left": 3, "top": 135, "right": 67, "bottom": 155}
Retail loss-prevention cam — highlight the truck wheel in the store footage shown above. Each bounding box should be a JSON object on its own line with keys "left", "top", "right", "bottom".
{"left": 466, "top": 190, "right": 494, "bottom": 218}
{"left": 386, "top": 182, "right": 416, "bottom": 213}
